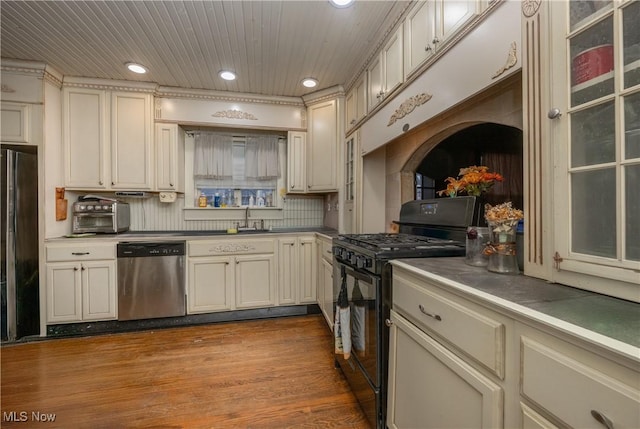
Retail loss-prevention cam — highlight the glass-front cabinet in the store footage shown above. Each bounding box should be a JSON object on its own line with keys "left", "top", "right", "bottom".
{"left": 549, "top": 0, "right": 639, "bottom": 297}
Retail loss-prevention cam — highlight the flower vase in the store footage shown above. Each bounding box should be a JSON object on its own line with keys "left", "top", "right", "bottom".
{"left": 485, "top": 220, "right": 520, "bottom": 274}
{"left": 465, "top": 226, "right": 489, "bottom": 266}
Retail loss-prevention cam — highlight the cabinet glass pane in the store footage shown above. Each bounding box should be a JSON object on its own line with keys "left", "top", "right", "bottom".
{"left": 570, "top": 16, "right": 614, "bottom": 106}
{"left": 626, "top": 164, "right": 640, "bottom": 261}
{"left": 571, "top": 168, "right": 616, "bottom": 258}
{"left": 623, "top": 1, "right": 640, "bottom": 89}
{"left": 626, "top": 91, "right": 640, "bottom": 159}
{"left": 571, "top": 101, "right": 615, "bottom": 167}
{"left": 570, "top": 0, "right": 611, "bottom": 30}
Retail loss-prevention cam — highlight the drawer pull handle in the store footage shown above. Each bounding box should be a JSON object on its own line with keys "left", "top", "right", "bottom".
{"left": 591, "top": 410, "right": 614, "bottom": 429}
{"left": 71, "top": 252, "right": 90, "bottom": 256}
{"left": 418, "top": 304, "right": 442, "bottom": 321}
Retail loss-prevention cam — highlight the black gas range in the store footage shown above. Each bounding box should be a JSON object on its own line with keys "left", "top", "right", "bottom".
{"left": 331, "top": 196, "right": 478, "bottom": 429}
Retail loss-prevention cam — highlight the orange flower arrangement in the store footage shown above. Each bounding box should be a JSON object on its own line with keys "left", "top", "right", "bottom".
{"left": 437, "top": 165, "right": 503, "bottom": 197}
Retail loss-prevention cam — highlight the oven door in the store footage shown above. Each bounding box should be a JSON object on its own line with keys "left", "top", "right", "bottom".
{"left": 333, "top": 261, "right": 381, "bottom": 387}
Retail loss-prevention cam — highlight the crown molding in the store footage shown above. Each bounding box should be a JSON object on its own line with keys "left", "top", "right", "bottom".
{"left": 62, "top": 76, "right": 158, "bottom": 93}
{"left": 156, "top": 85, "right": 304, "bottom": 107}
{"left": 302, "top": 85, "right": 345, "bottom": 106}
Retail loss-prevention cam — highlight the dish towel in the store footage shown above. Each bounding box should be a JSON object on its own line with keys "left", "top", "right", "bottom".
{"left": 351, "top": 279, "right": 366, "bottom": 354}
{"left": 335, "top": 270, "right": 351, "bottom": 360}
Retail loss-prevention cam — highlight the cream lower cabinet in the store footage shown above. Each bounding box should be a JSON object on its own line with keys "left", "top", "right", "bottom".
{"left": 45, "top": 243, "right": 117, "bottom": 323}
{"left": 316, "top": 235, "right": 334, "bottom": 330}
{"left": 518, "top": 324, "right": 640, "bottom": 429}
{"left": 187, "top": 239, "right": 276, "bottom": 313}
{"left": 387, "top": 310, "right": 503, "bottom": 429}
{"left": 278, "top": 236, "right": 316, "bottom": 305}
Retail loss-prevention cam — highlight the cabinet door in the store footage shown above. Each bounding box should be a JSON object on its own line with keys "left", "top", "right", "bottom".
{"left": 345, "top": 89, "right": 357, "bottom": 131}
{"left": 404, "top": 0, "right": 435, "bottom": 77}
{"left": 1, "top": 102, "right": 29, "bottom": 143}
{"left": 307, "top": 100, "right": 338, "bottom": 192}
{"left": 320, "top": 258, "right": 334, "bottom": 330}
{"left": 188, "top": 256, "right": 234, "bottom": 313}
{"left": 383, "top": 25, "right": 404, "bottom": 95}
{"left": 155, "top": 123, "right": 185, "bottom": 192}
{"left": 278, "top": 238, "right": 297, "bottom": 305}
{"left": 46, "top": 262, "right": 82, "bottom": 323}
{"left": 110, "top": 92, "right": 153, "bottom": 189}
{"left": 63, "top": 87, "right": 108, "bottom": 189}
{"left": 235, "top": 254, "right": 276, "bottom": 308}
{"left": 367, "top": 55, "right": 384, "bottom": 111}
{"left": 434, "top": 0, "right": 477, "bottom": 44}
{"left": 81, "top": 260, "right": 116, "bottom": 320}
{"left": 287, "top": 131, "right": 307, "bottom": 193}
{"left": 387, "top": 310, "right": 503, "bottom": 429}
{"left": 355, "top": 75, "right": 367, "bottom": 123}
{"left": 299, "top": 236, "right": 317, "bottom": 303}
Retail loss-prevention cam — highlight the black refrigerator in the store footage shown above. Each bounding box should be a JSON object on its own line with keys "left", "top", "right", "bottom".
{"left": 1, "top": 145, "right": 40, "bottom": 342}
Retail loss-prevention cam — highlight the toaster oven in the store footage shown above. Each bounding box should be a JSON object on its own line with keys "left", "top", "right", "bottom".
{"left": 72, "top": 200, "right": 130, "bottom": 234}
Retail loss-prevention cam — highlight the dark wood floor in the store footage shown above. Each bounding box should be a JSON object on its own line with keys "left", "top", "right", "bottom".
{"left": 1, "top": 314, "right": 371, "bottom": 429}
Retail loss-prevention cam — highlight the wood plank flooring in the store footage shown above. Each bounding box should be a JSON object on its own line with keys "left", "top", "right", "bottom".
{"left": 1, "top": 314, "right": 371, "bottom": 429}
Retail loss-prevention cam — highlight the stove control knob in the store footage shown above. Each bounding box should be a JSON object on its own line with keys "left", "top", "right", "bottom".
{"left": 357, "top": 256, "right": 372, "bottom": 269}
{"left": 332, "top": 247, "right": 340, "bottom": 257}
{"left": 350, "top": 253, "right": 358, "bottom": 265}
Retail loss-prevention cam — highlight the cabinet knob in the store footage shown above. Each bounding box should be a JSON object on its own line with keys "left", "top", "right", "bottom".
{"left": 591, "top": 410, "right": 614, "bottom": 429}
{"left": 418, "top": 304, "right": 442, "bottom": 321}
{"left": 385, "top": 319, "right": 393, "bottom": 327}
{"left": 73, "top": 266, "right": 79, "bottom": 271}
{"left": 169, "top": 183, "right": 174, "bottom": 187}
{"left": 547, "top": 108, "right": 562, "bottom": 119}
{"left": 111, "top": 181, "right": 115, "bottom": 186}
{"left": 425, "top": 45, "right": 432, "bottom": 52}
{"left": 99, "top": 180, "right": 103, "bottom": 185}
{"left": 81, "top": 265, "right": 85, "bottom": 271}
{"left": 432, "top": 37, "right": 440, "bottom": 44}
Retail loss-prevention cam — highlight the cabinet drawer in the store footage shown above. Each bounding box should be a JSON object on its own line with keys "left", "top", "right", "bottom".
{"left": 319, "top": 237, "right": 333, "bottom": 262}
{"left": 521, "top": 336, "right": 640, "bottom": 428}
{"left": 46, "top": 243, "right": 115, "bottom": 261}
{"left": 188, "top": 239, "right": 274, "bottom": 257}
{"left": 393, "top": 270, "right": 505, "bottom": 378}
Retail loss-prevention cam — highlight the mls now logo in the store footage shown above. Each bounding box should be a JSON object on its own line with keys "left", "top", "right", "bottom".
{"left": 3, "top": 411, "right": 57, "bottom": 422}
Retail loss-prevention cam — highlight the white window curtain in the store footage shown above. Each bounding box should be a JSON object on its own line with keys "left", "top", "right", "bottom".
{"left": 245, "top": 135, "right": 280, "bottom": 180}
{"left": 194, "top": 132, "right": 233, "bottom": 179}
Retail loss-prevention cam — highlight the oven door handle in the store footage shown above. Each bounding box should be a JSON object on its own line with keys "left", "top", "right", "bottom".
{"left": 341, "top": 264, "right": 375, "bottom": 284}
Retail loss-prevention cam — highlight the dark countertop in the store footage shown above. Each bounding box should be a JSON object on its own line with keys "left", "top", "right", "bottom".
{"left": 392, "top": 257, "right": 640, "bottom": 359}
{"left": 49, "top": 227, "right": 339, "bottom": 242}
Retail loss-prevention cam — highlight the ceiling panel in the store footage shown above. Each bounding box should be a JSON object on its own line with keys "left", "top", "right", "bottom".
{"left": 1, "top": 0, "right": 411, "bottom": 97}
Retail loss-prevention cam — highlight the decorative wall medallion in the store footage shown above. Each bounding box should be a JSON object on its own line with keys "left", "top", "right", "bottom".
{"left": 212, "top": 109, "right": 258, "bottom": 120}
{"left": 522, "top": 0, "right": 541, "bottom": 17}
{"left": 1, "top": 84, "right": 15, "bottom": 93}
{"left": 492, "top": 42, "right": 518, "bottom": 79}
{"left": 387, "top": 93, "right": 432, "bottom": 126}
{"left": 211, "top": 244, "right": 256, "bottom": 253}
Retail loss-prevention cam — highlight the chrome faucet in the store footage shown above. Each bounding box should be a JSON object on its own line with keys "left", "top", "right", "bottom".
{"left": 244, "top": 206, "right": 250, "bottom": 228}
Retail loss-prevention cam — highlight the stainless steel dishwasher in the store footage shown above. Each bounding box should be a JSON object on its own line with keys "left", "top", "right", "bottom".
{"left": 117, "top": 241, "right": 186, "bottom": 321}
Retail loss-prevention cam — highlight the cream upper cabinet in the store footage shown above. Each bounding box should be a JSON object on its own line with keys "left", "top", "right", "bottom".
{"left": 286, "top": 130, "right": 307, "bottom": 193}
{"left": 404, "top": 0, "right": 478, "bottom": 78}
{"left": 63, "top": 87, "right": 108, "bottom": 189}
{"left": 404, "top": 0, "right": 436, "bottom": 78}
{"left": 346, "top": 67, "right": 367, "bottom": 132}
{"left": 155, "top": 123, "right": 185, "bottom": 192}
{"left": 63, "top": 86, "right": 154, "bottom": 191}
{"left": 1, "top": 102, "right": 30, "bottom": 144}
{"left": 307, "top": 99, "right": 338, "bottom": 192}
{"left": 368, "top": 25, "right": 404, "bottom": 110}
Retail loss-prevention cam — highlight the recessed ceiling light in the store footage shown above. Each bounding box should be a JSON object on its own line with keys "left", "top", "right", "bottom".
{"left": 302, "top": 78, "right": 318, "bottom": 88}
{"left": 125, "top": 62, "right": 147, "bottom": 74}
{"left": 329, "top": 0, "right": 354, "bottom": 8}
{"left": 219, "top": 70, "right": 236, "bottom": 81}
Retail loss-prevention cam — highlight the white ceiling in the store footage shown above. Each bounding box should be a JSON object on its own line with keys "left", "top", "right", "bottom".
{"left": 1, "top": 0, "right": 411, "bottom": 98}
